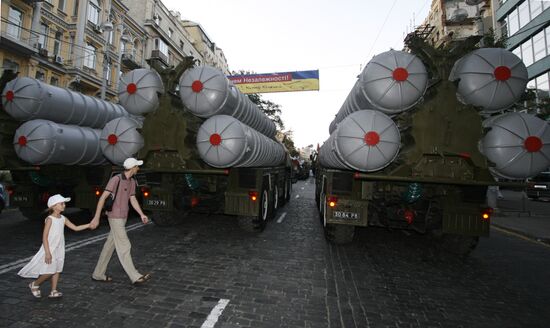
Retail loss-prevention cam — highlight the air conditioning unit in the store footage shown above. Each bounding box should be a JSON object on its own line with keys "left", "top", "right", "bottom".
{"left": 39, "top": 48, "right": 48, "bottom": 57}
{"left": 54, "top": 56, "right": 64, "bottom": 64}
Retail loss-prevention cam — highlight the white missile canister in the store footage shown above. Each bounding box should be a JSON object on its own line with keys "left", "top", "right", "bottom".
{"left": 479, "top": 112, "right": 550, "bottom": 179}
{"left": 359, "top": 50, "right": 428, "bottom": 114}
{"left": 179, "top": 66, "right": 276, "bottom": 138}
{"left": 2, "top": 77, "right": 129, "bottom": 128}
{"left": 320, "top": 110, "right": 401, "bottom": 172}
{"left": 196, "top": 115, "right": 286, "bottom": 168}
{"left": 118, "top": 69, "right": 164, "bottom": 115}
{"left": 100, "top": 117, "right": 144, "bottom": 165}
{"left": 13, "top": 120, "right": 106, "bottom": 165}
{"left": 450, "top": 48, "right": 528, "bottom": 112}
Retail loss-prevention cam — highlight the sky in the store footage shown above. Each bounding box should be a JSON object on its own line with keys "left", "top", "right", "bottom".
{"left": 163, "top": 0, "right": 432, "bottom": 149}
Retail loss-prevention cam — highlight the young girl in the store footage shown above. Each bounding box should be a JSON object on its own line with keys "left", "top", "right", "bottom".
{"left": 18, "top": 194, "right": 91, "bottom": 298}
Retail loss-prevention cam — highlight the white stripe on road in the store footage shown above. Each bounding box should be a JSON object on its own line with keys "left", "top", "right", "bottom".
{"left": 201, "top": 299, "right": 230, "bottom": 328}
{"left": 295, "top": 195, "right": 300, "bottom": 198}
{"left": 276, "top": 212, "right": 287, "bottom": 223}
{"left": 0, "top": 222, "right": 147, "bottom": 275}
{"left": 301, "top": 187, "right": 304, "bottom": 190}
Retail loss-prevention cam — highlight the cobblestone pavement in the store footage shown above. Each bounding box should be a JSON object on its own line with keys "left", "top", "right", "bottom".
{"left": 1, "top": 178, "right": 549, "bottom": 327}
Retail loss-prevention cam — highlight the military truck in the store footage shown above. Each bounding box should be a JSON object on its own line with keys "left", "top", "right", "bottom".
{"left": 1, "top": 58, "right": 293, "bottom": 232}
{"left": 315, "top": 36, "right": 550, "bottom": 255}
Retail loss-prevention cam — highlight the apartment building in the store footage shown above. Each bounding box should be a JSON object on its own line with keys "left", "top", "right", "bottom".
{"left": 181, "top": 20, "right": 229, "bottom": 74}
{"left": 494, "top": 0, "right": 550, "bottom": 98}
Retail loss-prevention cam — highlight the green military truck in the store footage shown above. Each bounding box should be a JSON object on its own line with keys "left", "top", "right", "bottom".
{"left": 315, "top": 36, "right": 548, "bottom": 255}
{"left": 1, "top": 58, "right": 292, "bottom": 231}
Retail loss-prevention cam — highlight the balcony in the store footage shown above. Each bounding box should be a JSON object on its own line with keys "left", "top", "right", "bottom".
{"left": 149, "top": 49, "right": 168, "bottom": 65}
{"left": 121, "top": 51, "right": 141, "bottom": 69}
{"left": 0, "top": 20, "right": 35, "bottom": 57}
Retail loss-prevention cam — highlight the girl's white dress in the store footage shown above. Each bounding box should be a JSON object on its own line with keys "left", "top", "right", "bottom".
{"left": 18, "top": 215, "right": 66, "bottom": 278}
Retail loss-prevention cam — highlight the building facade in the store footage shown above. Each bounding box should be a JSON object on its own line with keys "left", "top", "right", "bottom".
{"left": 494, "top": 0, "right": 550, "bottom": 99}
{"left": 1, "top": 0, "right": 228, "bottom": 99}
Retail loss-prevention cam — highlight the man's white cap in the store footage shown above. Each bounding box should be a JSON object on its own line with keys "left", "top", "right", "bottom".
{"left": 47, "top": 194, "right": 71, "bottom": 208}
{"left": 123, "top": 157, "right": 143, "bottom": 169}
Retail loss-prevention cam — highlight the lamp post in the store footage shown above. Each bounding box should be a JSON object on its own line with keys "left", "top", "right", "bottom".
{"left": 100, "top": 21, "right": 114, "bottom": 100}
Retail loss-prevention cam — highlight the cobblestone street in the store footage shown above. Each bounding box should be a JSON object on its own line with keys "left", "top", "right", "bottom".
{"left": 1, "top": 178, "right": 550, "bottom": 328}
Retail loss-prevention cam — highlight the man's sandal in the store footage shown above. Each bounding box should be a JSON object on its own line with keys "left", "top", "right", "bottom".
{"left": 48, "top": 290, "right": 63, "bottom": 298}
{"left": 91, "top": 275, "right": 113, "bottom": 283}
{"left": 28, "top": 282, "right": 41, "bottom": 298}
{"left": 133, "top": 273, "right": 152, "bottom": 285}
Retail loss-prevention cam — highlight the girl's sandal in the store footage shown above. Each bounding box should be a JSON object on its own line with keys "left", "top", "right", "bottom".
{"left": 48, "top": 290, "right": 63, "bottom": 298}
{"left": 28, "top": 282, "right": 41, "bottom": 298}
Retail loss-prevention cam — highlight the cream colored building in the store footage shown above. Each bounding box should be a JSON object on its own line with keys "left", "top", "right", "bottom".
{"left": 419, "top": 0, "right": 493, "bottom": 48}
{"left": 181, "top": 20, "right": 229, "bottom": 74}
{"left": 1, "top": 0, "right": 148, "bottom": 100}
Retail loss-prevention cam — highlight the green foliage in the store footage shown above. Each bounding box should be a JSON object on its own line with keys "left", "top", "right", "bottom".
{"left": 482, "top": 28, "right": 507, "bottom": 48}
{"left": 246, "top": 93, "right": 285, "bottom": 130}
{"left": 281, "top": 130, "right": 300, "bottom": 157}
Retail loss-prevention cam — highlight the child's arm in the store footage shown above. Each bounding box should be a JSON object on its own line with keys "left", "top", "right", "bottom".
{"left": 65, "top": 218, "right": 91, "bottom": 231}
{"left": 43, "top": 217, "right": 53, "bottom": 264}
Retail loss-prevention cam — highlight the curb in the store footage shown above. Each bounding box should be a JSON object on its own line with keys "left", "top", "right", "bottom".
{"left": 491, "top": 223, "right": 550, "bottom": 246}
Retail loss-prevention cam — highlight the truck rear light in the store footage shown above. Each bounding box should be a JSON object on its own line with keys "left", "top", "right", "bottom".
{"left": 191, "top": 196, "right": 200, "bottom": 207}
{"left": 328, "top": 196, "right": 338, "bottom": 207}
{"left": 94, "top": 187, "right": 101, "bottom": 197}
{"left": 481, "top": 208, "right": 492, "bottom": 220}
{"left": 249, "top": 191, "right": 258, "bottom": 201}
{"left": 6, "top": 186, "right": 14, "bottom": 195}
{"left": 141, "top": 187, "right": 150, "bottom": 198}
{"left": 403, "top": 209, "right": 415, "bottom": 224}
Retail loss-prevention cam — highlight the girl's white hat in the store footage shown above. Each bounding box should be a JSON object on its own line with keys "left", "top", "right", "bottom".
{"left": 47, "top": 194, "right": 71, "bottom": 208}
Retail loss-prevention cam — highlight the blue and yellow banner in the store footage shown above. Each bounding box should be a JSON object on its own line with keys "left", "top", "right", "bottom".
{"left": 227, "top": 70, "right": 319, "bottom": 94}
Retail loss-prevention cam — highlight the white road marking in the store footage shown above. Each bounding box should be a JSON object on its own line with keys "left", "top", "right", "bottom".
{"left": 301, "top": 187, "right": 305, "bottom": 190}
{"left": 295, "top": 195, "right": 300, "bottom": 199}
{"left": 201, "top": 298, "right": 230, "bottom": 328}
{"left": 276, "top": 212, "right": 287, "bottom": 223}
{"left": 0, "top": 222, "right": 147, "bottom": 275}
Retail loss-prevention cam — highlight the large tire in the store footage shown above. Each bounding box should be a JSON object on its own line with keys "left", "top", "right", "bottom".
{"left": 237, "top": 186, "right": 270, "bottom": 232}
{"left": 325, "top": 224, "right": 355, "bottom": 244}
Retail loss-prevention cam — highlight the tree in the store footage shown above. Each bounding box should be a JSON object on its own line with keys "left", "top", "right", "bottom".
{"left": 246, "top": 93, "right": 285, "bottom": 131}
{"left": 281, "top": 130, "right": 300, "bottom": 157}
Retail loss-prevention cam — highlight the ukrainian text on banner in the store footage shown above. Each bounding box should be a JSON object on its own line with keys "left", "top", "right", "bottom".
{"left": 227, "top": 70, "right": 319, "bottom": 94}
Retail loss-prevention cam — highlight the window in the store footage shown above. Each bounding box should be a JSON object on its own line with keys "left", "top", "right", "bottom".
{"left": 508, "top": 9, "right": 519, "bottom": 36}
{"left": 84, "top": 43, "right": 96, "bottom": 69}
{"left": 180, "top": 40, "right": 184, "bottom": 51}
{"left": 168, "top": 28, "right": 173, "bottom": 38}
{"left": 120, "top": 41, "right": 125, "bottom": 54}
{"left": 521, "top": 39, "right": 534, "bottom": 66}
{"left": 58, "top": 0, "right": 66, "bottom": 12}
{"left": 35, "top": 71, "right": 45, "bottom": 81}
{"left": 73, "top": 0, "right": 79, "bottom": 16}
{"left": 7, "top": 7, "right": 23, "bottom": 39}
{"left": 106, "top": 63, "right": 111, "bottom": 82}
{"left": 3, "top": 59, "right": 19, "bottom": 74}
{"left": 535, "top": 73, "right": 549, "bottom": 98}
{"left": 88, "top": 0, "right": 100, "bottom": 25}
{"left": 53, "top": 31, "right": 62, "bottom": 56}
{"left": 69, "top": 36, "right": 75, "bottom": 59}
{"left": 512, "top": 46, "right": 522, "bottom": 59}
{"left": 533, "top": 29, "right": 547, "bottom": 62}
{"left": 154, "top": 38, "right": 168, "bottom": 57}
{"left": 38, "top": 23, "right": 49, "bottom": 49}
{"left": 50, "top": 76, "right": 59, "bottom": 86}
{"left": 154, "top": 14, "right": 161, "bottom": 26}
{"left": 530, "top": 0, "right": 543, "bottom": 18}
{"left": 108, "top": 30, "right": 114, "bottom": 45}
{"left": 518, "top": 1, "right": 530, "bottom": 29}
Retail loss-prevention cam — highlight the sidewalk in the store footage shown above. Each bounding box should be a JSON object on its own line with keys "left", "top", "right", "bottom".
{"left": 490, "top": 190, "right": 550, "bottom": 245}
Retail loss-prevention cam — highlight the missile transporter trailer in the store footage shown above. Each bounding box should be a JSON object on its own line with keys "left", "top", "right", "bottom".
{"left": 1, "top": 58, "right": 293, "bottom": 232}
{"left": 315, "top": 36, "right": 550, "bottom": 255}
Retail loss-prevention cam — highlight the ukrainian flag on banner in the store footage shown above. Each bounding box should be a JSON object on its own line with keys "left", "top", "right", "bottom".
{"left": 227, "top": 70, "right": 320, "bottom": 94}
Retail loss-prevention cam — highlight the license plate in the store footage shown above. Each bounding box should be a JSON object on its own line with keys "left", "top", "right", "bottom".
{"left": 12, "top": 195, "right": 29, "bottom": 202}
{"left": 145, "top": 199, "right": 167, "bottom": 207}
{"left": 534, "top": 185, "right": 547, "bottom": 189}
{"left": 333, "top": 211, "right": 359, "bottom": 219}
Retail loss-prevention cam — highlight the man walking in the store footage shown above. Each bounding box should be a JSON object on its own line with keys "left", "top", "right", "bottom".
{"left": 90, "top": 158, "right": 151, "bottom": 285}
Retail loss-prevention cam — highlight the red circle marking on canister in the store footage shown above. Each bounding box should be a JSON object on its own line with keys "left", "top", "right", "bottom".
{"left": 210, "top": 133, "right": 222, "bottom": 146}
{"left": 127, "top": 83, "right": 137, "bottom": 94}
{"left": 5, "top": 90, "right": 15, "bottom": 102}
{"left": 18, "top": 136, "right": 27, "bottom": 146}
{"left": 392, "top": 67, "right": 409, "bottom": 82}
{"left": 494, "top": 66, "right": 511, "bottom": 81}
{"left": 364, "top": 131, "right": 380, "bottom": 146}
{"left": 524, "top": 136, "right": 543, "bottom": 152}
{"left": 107, "top": 134, "right": 118, "bottom": 145}
{"left": 192, "top": 80, "right": 204, "bottom": 93}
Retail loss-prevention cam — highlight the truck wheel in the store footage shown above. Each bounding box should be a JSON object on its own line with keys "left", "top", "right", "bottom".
{"left": 237, "top": 187, "right": 270, "bottom": 232}
{"left": 273, "top": 186, "right": 279, "bottom": 211}
{"left": 151, "top": 210, "right": 185, "bottom": 226}
{"left": 439, "top": 234, "right": 479, "bottom": 257}
{"left": 318, "top": 192, "right": 325, "bottom": 221}
{"left": 325, "top": 224, "right": 355, "bottom": 244}
{"left": 284, "top": 178, "right": 292, "bottom": 203}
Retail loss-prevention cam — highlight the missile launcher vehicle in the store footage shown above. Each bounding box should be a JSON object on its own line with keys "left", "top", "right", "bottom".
{"left": 315, "top": 36, "right": 550, "bottom": 255}
{"left": 1, "top": 58, "right": 293, "bottom": 232}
